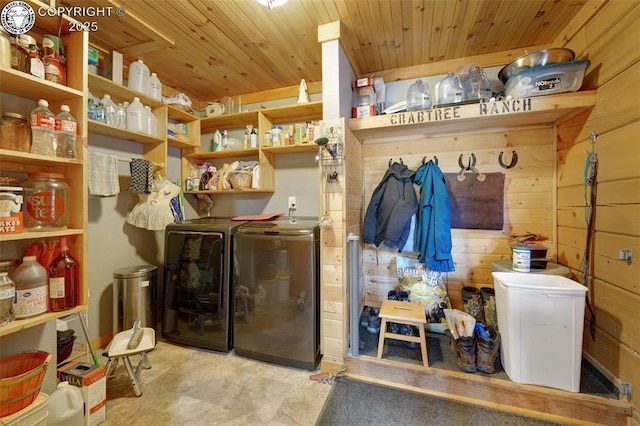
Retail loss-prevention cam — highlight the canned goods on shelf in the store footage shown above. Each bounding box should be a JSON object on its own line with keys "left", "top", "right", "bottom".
{"left": 0, "top": 176, "right": 23, "bottom": 235}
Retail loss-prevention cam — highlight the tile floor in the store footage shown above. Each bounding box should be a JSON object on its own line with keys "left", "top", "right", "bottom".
{"left": 102, "top": 340, "right": 332, "bottom": 425}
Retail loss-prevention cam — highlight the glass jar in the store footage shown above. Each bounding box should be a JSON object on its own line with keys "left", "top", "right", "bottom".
{"left": 9, "top": 35, "right": 29, "bottom": 73}
{"left": 22, "top": 172, "right": 69, "bottom": 231}
{"left": 1, "top": 112, "right": 31, "bottom": 152}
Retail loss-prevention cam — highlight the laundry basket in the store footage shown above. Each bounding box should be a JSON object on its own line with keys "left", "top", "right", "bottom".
{"left": 0, "top": 351, "right": 51, "bottom": 417}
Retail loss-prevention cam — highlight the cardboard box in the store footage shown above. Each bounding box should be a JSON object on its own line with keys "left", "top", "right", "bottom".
{"left": 102, "top": 50, "right": 123, "bottom": 84}
{"left": 58, "top": 362, "right": 106, "bottom": 426}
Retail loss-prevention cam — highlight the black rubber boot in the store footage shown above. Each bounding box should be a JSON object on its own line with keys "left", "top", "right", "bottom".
{"left": 481, "top": 287, "right": 498, "bottom": 330}
{"left": 476, "top": 325, "right": 500, "bottom": 374}
{"left": 452, "top": 335, "right": 477, "bottom": 373}
{"left": 461, "top": 286, "right": 485, "bottom": 324}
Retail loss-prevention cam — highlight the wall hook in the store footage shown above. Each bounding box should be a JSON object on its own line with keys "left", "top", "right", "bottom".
{"left": 422, "top": 156, "right": 438, "bottom": 166}
{"left": 498, "top": 150, "right": 518, "bottom": 169}
{"left": 458, "top": 153, "right": 476, "bottom": 170}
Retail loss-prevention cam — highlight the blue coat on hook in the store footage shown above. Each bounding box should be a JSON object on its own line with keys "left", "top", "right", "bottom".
{"left": 413, "top": 160, "right": 455, "bottom": 272}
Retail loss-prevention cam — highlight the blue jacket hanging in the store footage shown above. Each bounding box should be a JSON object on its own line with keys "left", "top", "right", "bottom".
{"left": 363, "top": 161, "right": 418, "bottom": 250}
{"left": 413, "top": 160, "right": 455, "bottom": 272}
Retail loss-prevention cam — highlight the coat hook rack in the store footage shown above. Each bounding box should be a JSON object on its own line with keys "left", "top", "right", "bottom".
{"left": 498, "top": 150, "right": 518, "bottom": 169}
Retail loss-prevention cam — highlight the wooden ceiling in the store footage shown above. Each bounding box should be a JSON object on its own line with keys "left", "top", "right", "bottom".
{"left": 70, "top": 0, "right": 588, "bottom": 105}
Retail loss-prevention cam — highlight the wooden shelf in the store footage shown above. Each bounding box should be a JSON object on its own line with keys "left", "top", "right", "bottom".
{"left": 168, "top": 105, "right": 199, "bottom": 121}
{"left": 348, "top": 91, "right": 597, "bottom": 141}
{"left": 262, "top": 144, "right": 318, "bottom": 154}
{"left": 167, "top": 136, "right": 200, "bottom": 149}
{"left": 0, "top": 67, "right": 83, "bottom": 101}
{"left": 88, "top": 73, "right": 164, "bottom": 107}
{"left": 0, "top": 305, "right": 87, "bottom": 338}
{"left": 0, "top": 228, "right": 84, "bottom": 243}
{"left": 184, "top": 189, "right": 274, "bottom": 195}
{"left": 0, "top": 149, "right": 83, "bottom": 166}
{"left": 187, "top": 148, "right": 260, "bottom": 161}
{"left": 199, "top": 101, "right": 323, "bottom": 133}
{"left": 260, "top": 101, "right": 323, "bottom": 123}
{"left": 200, "top": 110, "right": 260, "bottom": 133}
{"left": 88, "top": 119, "right": 165, "bottom": 144}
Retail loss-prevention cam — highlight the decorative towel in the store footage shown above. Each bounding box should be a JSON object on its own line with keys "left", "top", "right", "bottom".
{"left": 128, "top": 158, "right": 153, "bottom": 194}
{"left": 88, "top": 152, "right": 120, "bottom": 197}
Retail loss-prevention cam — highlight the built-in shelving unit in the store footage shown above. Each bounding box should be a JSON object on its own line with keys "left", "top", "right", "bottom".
{"left": 348, "top": 91, "right": 597, "bottom": 141}
{"left": 0, "top": 1, "right": 89, "bottom": 349}
{"left": 167, "top": 105, "right": 201, "bottom": 149}
{"left": 184, "top": 101, "right": 323, "bottom": 195}
{"left": 88, "top": 73, "right": 168, "bottom": 169}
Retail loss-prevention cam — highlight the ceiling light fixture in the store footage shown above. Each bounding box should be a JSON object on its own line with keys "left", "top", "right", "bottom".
{"left": 256, "top": 0, "right": 288, "bottom": 10}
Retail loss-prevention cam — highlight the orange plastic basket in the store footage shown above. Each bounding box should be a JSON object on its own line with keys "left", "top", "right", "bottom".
{"left": 0, "top": 351, "right": 51, "bottom": 417}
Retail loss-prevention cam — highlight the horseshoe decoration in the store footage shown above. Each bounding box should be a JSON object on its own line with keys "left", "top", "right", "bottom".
{"left": 498, "top": 151, "right": 518, "bottom": 169}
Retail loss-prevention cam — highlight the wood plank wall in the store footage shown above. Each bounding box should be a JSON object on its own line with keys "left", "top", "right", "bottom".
{"left": 320, "top": 118, "right": 354, "bottom": 364}
{"left": 554, "top": 0, "right": 640, "bottom": 417}
{"left": 361, "top": 127, "right": 556, "bottom": 310}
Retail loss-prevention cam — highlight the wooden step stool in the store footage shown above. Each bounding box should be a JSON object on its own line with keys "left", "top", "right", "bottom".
{"left": 376, "top": 299, "right": 429, "bottom": 367}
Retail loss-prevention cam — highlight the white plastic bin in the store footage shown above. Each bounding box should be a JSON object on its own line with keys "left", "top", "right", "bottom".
{"left": 492, "top": 272, "right": 587, "bottom": 392}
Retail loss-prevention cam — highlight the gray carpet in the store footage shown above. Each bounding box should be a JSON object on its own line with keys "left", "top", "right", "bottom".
{"left": 317, "top": 377, "right": 563, "bottom": 426}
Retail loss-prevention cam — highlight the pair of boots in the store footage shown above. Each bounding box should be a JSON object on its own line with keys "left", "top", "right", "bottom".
{"left": 461, "top": 286, "right": 498, "bottom": 329}
{"left": 452, "top": 324, "right": 500, "bottom": 374}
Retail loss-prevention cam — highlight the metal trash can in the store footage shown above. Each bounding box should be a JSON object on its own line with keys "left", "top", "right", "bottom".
{"left": 113, "top": 265, "right": 157, "bottom": 333}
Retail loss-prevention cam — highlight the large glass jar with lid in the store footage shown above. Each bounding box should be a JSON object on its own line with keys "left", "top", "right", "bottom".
{"left": 22, "top": 172, "right": 69, "bottom": 231}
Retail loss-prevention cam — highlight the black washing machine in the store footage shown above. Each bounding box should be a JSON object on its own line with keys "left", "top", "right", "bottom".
{"left": 162, "top": 217, "right": 245, "bottom": 351}
{"left": 233, "top": 217, "right": 321, "bottom": 370}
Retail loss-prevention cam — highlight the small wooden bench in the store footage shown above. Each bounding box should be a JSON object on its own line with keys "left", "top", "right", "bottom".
{"left": 376, "top": 299, "right": 428, "bottom": 367}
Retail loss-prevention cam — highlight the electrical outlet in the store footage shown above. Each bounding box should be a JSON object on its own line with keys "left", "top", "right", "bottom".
{"left": 288, "top": 196, "right": 296, "bottom": 209}
{"left": 619, "top": 249, "right": 632, "bottom": 262}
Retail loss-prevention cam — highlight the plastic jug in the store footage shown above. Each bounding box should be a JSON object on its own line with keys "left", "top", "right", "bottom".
{"left": 146, "top": 72, "right": 162, "bottom": 100}
{"left": 126, "top": 97, "right": 145, "bottom": 133}
{"left": 406, "top": 79, "right": 432, "bottom": 111}
{"left": 48, "top": 381, "right": 84, "bottom": 426}
{"left": 9, "top": 256, "right": 47, "bottom": 319}
{"left": 463, "top": 65, "right": 493, "bottom": 101}
{"left": 127, "top": 59, "right": 149, "bottom": 93}
{"left": 437, "top": 72, "right": 465, "bottom": 105}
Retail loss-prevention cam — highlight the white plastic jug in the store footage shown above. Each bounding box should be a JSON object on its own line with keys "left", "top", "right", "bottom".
{"left": 146, "top": 72, "right": 162, "bottom": 100}
{"left": 127, "top": 59, "right": 149, "bottom": 94}
{"left": 437, "top": 72, "right": 465, "bottom": 105}
{"left": 145, "top": 105, "right": 157, "bottom": 136}
{"left": 48, "top": 381, "right": 84, "bottom": 426}
{"left": 126, "top": 97, "right": 145, "bottom": 133}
